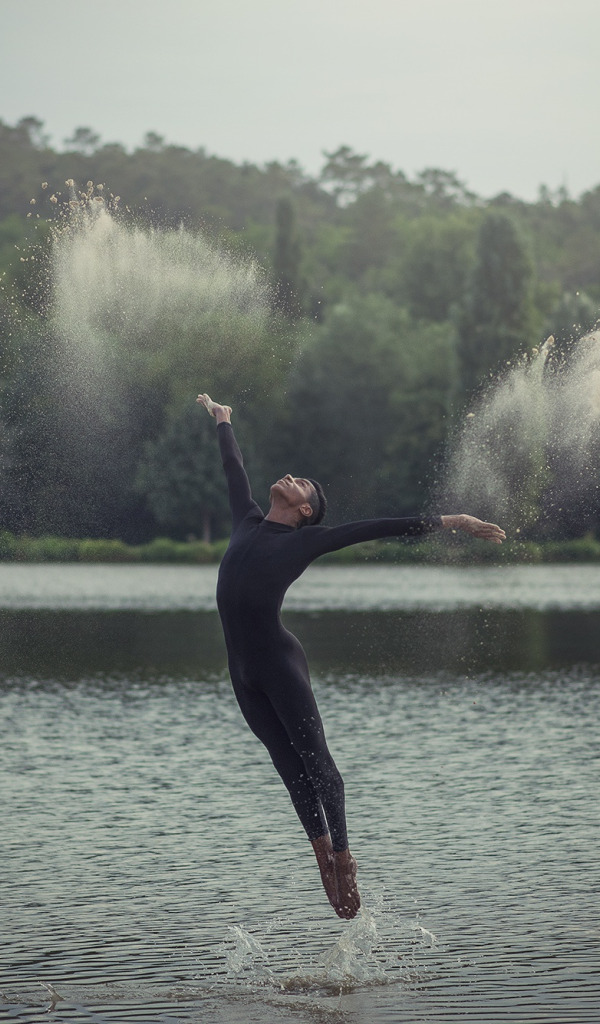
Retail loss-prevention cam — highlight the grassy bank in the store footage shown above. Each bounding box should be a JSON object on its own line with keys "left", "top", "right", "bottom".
{"left": 0, "top": 532, "right": 228, "bottom": 564}
{"left": 1, "top": 531, "right": 600, "bottom": 565}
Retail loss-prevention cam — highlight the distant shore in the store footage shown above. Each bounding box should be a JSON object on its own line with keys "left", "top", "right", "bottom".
{"left": 1, "top": 531, "right": 600, "bottom": 565}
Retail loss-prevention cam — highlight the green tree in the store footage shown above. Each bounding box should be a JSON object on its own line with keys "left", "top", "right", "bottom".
{"left": 456, "top": 211, "right": 538, "bottom": 395}
{"left": 415, "top": 168, "right": 477, "bottom": 208}
{"left": 337, "top": 187, "right": 398, "bottom": 283}
{"left": 136, "top": 404, "right": 229, "bottom": 541}
{"left": 272, "top": 197, "right": 304, "bottom": 319}
{"left": 64, "top": 127, "right": 102, "bottom": 154}
{"left": 319, "top": 146, "right": 372, "bottom": 204}
{"left": 284, "top": 296, "right": 457, "bottom": 518}
{"left": 401, "top": 214, "right": 476, "bottom": 322}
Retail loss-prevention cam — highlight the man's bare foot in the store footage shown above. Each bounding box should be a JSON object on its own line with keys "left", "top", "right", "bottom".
{"left": 311, "top": 833, "right": 338, "bottom": 911}
{"left": 334, "top": 848, "right": 361, "bottom": 919}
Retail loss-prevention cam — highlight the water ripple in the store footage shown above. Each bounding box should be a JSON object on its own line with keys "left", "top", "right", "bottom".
{"left": 1, "top": 642, "right": 599, "bottom": 1022}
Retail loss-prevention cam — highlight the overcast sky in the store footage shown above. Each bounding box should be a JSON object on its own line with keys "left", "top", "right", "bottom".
{"left": 2, "top": 0, "right": 599, "bottom": 200}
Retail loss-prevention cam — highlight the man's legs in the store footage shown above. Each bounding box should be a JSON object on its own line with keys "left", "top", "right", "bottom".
{"left": 234, "top": 684, "right": 341, "bottom": 911}
{"left": 264, "top": 675, "right": 348, "bottom": 850}
{"left": 235, "top": 684, "right": 328, "bottom": 839}
{"left": 260, "top": 671, "right": 360, "bottom": 919}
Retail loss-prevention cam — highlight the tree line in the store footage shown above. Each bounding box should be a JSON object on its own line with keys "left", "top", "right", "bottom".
{"left": 0, "top": 116, "right": 598, "bottom": 543}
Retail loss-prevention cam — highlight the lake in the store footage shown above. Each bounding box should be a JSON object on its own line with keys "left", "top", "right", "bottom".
{"left": 0, "top": 563, "right": 598, "bottom": 1023}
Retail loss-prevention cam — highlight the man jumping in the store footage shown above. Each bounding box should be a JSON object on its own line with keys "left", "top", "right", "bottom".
{"left": 197, "top": 393, "right": 505, "bottom": 918}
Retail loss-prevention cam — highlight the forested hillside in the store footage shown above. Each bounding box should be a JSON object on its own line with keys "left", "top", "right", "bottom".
{"left": 1, "top": 116, "right": 598, "bottom": 542}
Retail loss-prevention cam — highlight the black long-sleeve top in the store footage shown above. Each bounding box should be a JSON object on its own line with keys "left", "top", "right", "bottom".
{"left": 215, "top": 423, "right": 440, "bottom": 682}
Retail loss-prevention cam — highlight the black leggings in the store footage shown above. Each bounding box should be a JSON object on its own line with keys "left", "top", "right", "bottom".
{"left": 234, "top": 671, "right": 348, "bottom": 851}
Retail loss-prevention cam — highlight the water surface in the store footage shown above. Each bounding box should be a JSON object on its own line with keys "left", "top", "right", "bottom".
{"left": 0, "top": 562, "right": 599, "bottom": 612}
{"left": 1, "top": 565, "right": 598, "bottom": 1023}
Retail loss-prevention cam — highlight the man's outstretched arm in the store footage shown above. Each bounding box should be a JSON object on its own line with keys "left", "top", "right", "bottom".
{"left": 300, "top": 512, "right": 505, "bottom": 561}
{"left": 196, "top": 393, "right": 258, "bottom": 528}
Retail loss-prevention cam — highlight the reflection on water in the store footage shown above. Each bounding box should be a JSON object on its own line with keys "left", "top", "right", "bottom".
{"left": 1, "top": 607, "right": 600, "bottom": 680}
{"left": 1, "top": 565, "right": 599, "bottom": 1023}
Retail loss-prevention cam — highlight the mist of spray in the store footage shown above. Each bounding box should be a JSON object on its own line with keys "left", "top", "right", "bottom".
{"left": 54, "top": 201, "right": 267, "bottom": 338}
{"left": 0, "top": 181, "right": 281, "bottom": 535}
{"left": 442, "top": 331, "right": 600, "bottom": 535}
{"left": 45, "top": 183, "right": 272, "bottom": 382}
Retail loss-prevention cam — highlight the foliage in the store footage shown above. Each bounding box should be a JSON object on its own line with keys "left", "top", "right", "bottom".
{"left": 400, "top": 214, "right": 476, "bottom": 321}
{"left": 456, "top": 212, "right": 539, "bottom": 395}
{"left": 272, "top": 197, "right": 305, "bottom": 319}
{"left": 283, "top": 296, "right": 457, "bottom": 519}
{"left": 0, "top": 120, "right": 599, "bottom": 543}
{"left": 136, "top": 404, "right": 229, "bottom": 541}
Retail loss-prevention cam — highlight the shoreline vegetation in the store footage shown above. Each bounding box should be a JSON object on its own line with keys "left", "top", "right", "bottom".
{"left": 1, "top": 531, "right": 600, "bottom": 565}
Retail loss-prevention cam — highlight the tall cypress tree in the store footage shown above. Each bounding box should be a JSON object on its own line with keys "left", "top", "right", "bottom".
{"left": 457, "top": 212, "right": 537, "bottom": 396}
{"left": 272, "top": 197, "right": 303, "bottom": 319}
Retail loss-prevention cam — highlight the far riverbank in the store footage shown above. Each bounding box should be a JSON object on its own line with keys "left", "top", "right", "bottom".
{"left": 2, "top": 530, "right": 600, "bottom": 565}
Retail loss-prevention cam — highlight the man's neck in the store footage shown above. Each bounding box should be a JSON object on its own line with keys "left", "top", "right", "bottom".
{"left": 265, "top": 504, "right": 298, "bottom": 527}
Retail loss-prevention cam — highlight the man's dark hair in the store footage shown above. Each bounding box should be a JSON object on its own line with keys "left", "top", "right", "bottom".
{"left": 304, "top": 478, "right": 327, "bottom": 526}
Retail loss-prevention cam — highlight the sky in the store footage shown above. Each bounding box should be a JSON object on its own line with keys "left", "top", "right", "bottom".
{"left": 1, "top": 0, "right": 599, "bottom": 201}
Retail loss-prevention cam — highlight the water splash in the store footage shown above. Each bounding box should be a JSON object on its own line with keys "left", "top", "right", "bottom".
{"left": 217, "top": 901, "right": 436, "bottom": 1000}
{"left": 8, "top": 179, "right": 275, "bottom": 397}
{"left": 443, "top": 330, "right": 600, "bottom": 535}
{"left": 50, "top": 194, "right": 270, "bottom": 353}
{"left": 0, "top": 179, "right": 284, "bottom": 536}
{"left": 221, "top": 924, "right": 277, "bottom": 985}
{"left": 320, "top": 907, "right": 381, "bottom": 982}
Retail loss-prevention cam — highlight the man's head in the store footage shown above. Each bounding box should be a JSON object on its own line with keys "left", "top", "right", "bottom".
{"left": 304, "top": 478, "right": 327, "bottom": 526}
{"left": 269, "top": 475, "right": 327, "bottom": 528}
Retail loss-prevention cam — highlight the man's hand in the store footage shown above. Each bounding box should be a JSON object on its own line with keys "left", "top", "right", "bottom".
{"left": 196, "top": 393, "right": 232, "bottom": 423}
{"left": 441, "top": 514, "right": 506, "bottom": 544}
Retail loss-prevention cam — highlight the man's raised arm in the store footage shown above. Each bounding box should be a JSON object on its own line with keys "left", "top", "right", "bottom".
{"left": 196, "top": 393, "right": 257, "bottom": 528}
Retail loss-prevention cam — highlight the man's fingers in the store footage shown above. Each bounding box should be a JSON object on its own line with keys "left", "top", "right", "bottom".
{"left": 477, "top": 522, "right": 506, "bottom": 542}
{"left": 466, "top": 517, "right": 506, "bottom": 543}
{"left": 196, "top": 393, "right": 215, "bottom": 415}
{"left": 196, "top": 394, "right": 232, "bottom": 420}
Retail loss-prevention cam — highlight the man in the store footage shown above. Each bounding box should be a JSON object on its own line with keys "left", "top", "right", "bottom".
{"left": 197, "top": 393, "right": 505, "bottom": 918}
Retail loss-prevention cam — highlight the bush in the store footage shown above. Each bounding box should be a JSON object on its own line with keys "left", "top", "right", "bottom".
{"left": 77, "top": 538, "right": 140, "bottom": 563}
{"left": 28, "top": 535, "right": 81, "bottom": 561}
{"left": 0, "top": 531, "right": 19, "bottom": 559}
{"left": 541, "top": 536, "right": 600, "bottom": 562}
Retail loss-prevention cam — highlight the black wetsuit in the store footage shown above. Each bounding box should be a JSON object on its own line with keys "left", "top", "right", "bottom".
{"left": 215, "top": 422, "right": 440, "bottom": 851}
